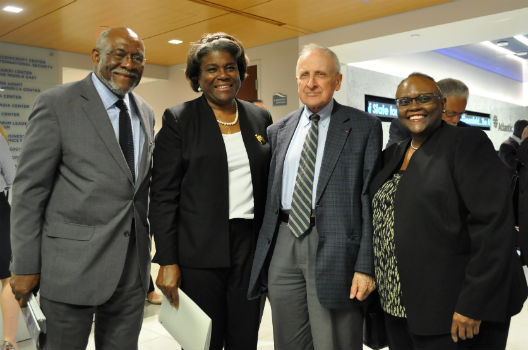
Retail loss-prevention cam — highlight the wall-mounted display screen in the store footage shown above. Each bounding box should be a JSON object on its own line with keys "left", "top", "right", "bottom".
{"left": 364, "top": 94, "right": 397, "bottom": 122}
{"left": 460, "top": 111, "right": 491, "bottom": 130}
{"left": 364, "top": 94, "right": 491, "bottom": 130}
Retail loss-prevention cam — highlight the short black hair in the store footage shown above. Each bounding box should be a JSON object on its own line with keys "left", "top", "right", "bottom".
{"left": 185, "top": 32, "right": 248, "bottom": 92}
{"left": 513, "top": 119, "right": 528, "bottom": 138}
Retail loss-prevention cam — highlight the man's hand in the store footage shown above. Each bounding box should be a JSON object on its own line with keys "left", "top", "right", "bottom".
{"left": 451, "top": 312, "right": 481, "bottom": 343}
{"left": 10, "top": 274, "right": 40, "bottom": 307}
{"left": 349, "top": 272, "right": 376, "bottom": 301}
{"left": 156, "top": 264, "right": 181, "bottom": 308}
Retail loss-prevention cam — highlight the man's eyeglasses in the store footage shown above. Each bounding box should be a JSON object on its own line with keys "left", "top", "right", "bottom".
{"left": 444, "top": 110, "right": 465, "bottom": 118}
{"left": 104, "top": 49, "right": 145, "bottom": 66}
{"left": 395, "top": 93, "right": 441, "bottom": 107}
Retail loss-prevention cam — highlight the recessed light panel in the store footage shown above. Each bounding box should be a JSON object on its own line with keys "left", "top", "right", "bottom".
{"left": 168, "top": 39, "right": 183, "bottom": 45}
{"left": 3, "top": 5, "right": 23, "bottom": 13}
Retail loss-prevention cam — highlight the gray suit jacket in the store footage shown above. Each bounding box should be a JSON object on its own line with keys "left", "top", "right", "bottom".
{"left": 248, "top": 100, "right": 382, "bottom": 308}
{"left": 11, "top": 75, "right": 155, "bottom": 305}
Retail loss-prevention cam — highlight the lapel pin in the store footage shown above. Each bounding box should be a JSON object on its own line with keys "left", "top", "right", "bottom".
{"left": 255, "top": 134, "right": 266, "bottom": 145}
{"left": 345, "top": 130, "right": 350, "bottom": 134}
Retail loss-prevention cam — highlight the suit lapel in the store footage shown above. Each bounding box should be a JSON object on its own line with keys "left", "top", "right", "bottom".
{"left": 273, "top": 110, "right": 302, "bottom": 203}
{"left": 79, "top": 76, "right": 134, "bottom": 184}
{"left": 130, "top": 93, "right": 152, "bottom": 188}
{"left": 316, "top": 102, "right": 352, "bottom": 203}
{"left": 238, "top": 100, "right": 258, "bottom": 179}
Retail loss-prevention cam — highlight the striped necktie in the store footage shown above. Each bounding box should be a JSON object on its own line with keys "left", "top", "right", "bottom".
{"left": 115, "top": 99, "right": 135, "bottom": 181}
{"left": 288, "top": 113, "right": 320, "bottom": 237}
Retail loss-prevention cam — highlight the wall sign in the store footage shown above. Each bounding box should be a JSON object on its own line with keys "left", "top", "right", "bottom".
{"left": 0, "top": 42, "right": 58, "bottom": 163}
{"left": 273, "top": 93, "right": 287, "bottom": 106}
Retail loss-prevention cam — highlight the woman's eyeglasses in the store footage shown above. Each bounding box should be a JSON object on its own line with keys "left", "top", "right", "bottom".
{"left": 395, "top": 93, "right": 441, "bottom": 107}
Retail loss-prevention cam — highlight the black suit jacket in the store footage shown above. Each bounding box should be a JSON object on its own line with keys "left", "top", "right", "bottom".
{"left": 150, "top": 95, "right": 272, "bottom": 268}
{"left": 369, "top": 122, "right": 527, "bottom": 335}
{"left": 518, "top": 140, "right": 528, "bottom": 262}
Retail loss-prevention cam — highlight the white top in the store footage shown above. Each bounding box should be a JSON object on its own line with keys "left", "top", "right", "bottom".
{"left": 0, "top": 136, "right": 16, "bottom": 190}
{"left": 222, "top": 132, "right": 254, "bottom": 219}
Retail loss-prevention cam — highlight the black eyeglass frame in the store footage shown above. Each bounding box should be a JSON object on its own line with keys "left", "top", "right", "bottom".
{"left": 395, "top": 93, "right": 441, "bottom": 108}
{"left": 101, "top": 49, "right": 146, "bottom": 66}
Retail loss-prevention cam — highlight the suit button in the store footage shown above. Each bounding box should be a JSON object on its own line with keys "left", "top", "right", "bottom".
{"left": 124, "top": 231, "right": 130, "bottom": 237}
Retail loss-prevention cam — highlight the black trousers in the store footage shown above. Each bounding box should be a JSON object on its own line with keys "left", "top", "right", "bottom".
{"left": 384, "top": 312, "right": 511, "bottom": 350}
{"left": 0, "top": 192, "right": 11, "bottom": 279}
{"left": 180, "top": 219, "right": 262, "bottom": 350}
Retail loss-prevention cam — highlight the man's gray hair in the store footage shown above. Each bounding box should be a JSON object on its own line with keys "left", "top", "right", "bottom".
{"left": 437, "top": 78, "right": 469, "bottom": 99}
{"left": 95, "top": 29, "right": 112, "bottom": 51}
{"left": 296, "top": 43, "right": 341, "bottom": 76}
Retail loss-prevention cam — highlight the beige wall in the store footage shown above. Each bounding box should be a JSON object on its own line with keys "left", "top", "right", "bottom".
{"left": 245, "top": 38, "right": 300, "bottom": 121}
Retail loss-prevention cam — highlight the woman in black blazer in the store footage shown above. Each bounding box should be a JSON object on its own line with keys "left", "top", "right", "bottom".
{"left": 149, "top": 33, "right": 272, "bottom": 350}
{"left": 369, "top": 73, "right": 527, "bottom": 349}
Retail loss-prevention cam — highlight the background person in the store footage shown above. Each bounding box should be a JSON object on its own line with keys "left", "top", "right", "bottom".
{"left": 0, "top": 126, "right": 17, "bottom": 350}
{"left": 9, "top": 27, "right": 155, "bottom": 350}
{"left": 370, "top": 72, "right": 527, "bottom": 349}
{"left": 437, "top": 78, "right": 469, "bottom": 126}
{"left": 249, "top": 44, "right": 381, "bottom": 350}
{"left": 499, "top": 119, "right": 528, "bottom": 172}
{"left": 150, "top": 32, "right": 272, "bottom": 350}
{"left": 248, "top": 99, "right": 268, "bottom": 110}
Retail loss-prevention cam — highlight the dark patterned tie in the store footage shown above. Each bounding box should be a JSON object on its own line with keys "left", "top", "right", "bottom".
{"left": 115, "top": 99, "right": 135, "bottom": 181}
{"left": 288, "top": 114, "right": 320, "bottom": 237}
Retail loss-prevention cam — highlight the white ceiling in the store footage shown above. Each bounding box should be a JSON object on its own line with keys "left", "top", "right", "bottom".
{"left": 331, "top": 6, "right": 528, "bottom": 83}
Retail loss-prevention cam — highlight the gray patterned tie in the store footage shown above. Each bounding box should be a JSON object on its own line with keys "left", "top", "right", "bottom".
{"left": 288, "top": 114, "right": 320, "bottom": 237}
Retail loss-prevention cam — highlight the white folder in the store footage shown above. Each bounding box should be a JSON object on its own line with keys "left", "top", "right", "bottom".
{"left": 158, "top": 289, "right": 212, "bottom": 350}
{"left": 21, "top": 294, "right": 46, "bottom": 349}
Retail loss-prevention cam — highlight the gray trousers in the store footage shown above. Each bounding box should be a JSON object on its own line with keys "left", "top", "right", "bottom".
{"left": 40, "top": 235, "right": 145, "bottom": 350}
{"left": 267, "top": 222, "right": 363, "bottom": 350}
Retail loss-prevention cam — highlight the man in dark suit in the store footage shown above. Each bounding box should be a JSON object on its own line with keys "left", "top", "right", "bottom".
{"left": 10, "top": 27, "right": 155, "bottom": 350}
{"left": 386, "top": 77, "right": 470, "bottom": 148}
{"left": 499, "top": 119, "right": 528, "bottom": 172}
{"left": 249, "top": 44, "right": 381, "bottom": 349}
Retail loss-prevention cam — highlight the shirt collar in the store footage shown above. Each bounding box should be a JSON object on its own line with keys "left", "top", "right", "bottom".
{"left": 300, "top": 99, "right": 334, "bottom": 126}
{"left": 91, "top": 72, "right": 131, "bottom": 110}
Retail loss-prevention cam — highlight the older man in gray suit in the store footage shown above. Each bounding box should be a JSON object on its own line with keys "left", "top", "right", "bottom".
{"left": 249, "top": 44, "right": 381, "bottom": 349}
{"left": 10, "top": 27, "right": 155, "bottom": 350}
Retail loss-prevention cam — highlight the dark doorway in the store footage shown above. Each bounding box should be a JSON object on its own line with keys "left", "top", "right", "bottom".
{"left": 237, "top": 65, "right": 258, "bottom": 101}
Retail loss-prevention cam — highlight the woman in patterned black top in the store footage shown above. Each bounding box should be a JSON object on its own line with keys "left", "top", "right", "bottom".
{"left": 369, "top": 73, "right": 527, "bottom": 350}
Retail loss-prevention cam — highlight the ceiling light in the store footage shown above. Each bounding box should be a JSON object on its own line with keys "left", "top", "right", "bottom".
{"left": 514, "top": 35, "right": 528, "bottom": 47}
{"left": 515, "top": 51, "right": 528, "bottom": 56}
{"left": 168, "top": 39, "right": 183, "bottom": 45}
{"left": 495, "top": 40, "right": 509, "bottom": 47}
{"left": 2, "top": 5, "right": 23, "bottom": 13}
